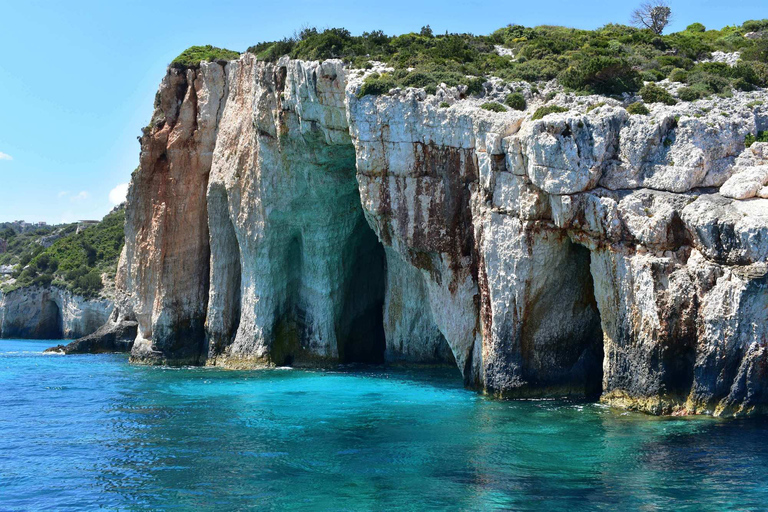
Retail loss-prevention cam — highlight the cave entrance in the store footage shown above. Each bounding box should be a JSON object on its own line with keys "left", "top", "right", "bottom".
{"left": 520, "top": 240, "right": 604, "bottom": 399}
{"left": 39, "top": 299, "right": 63, "bottom": 339}
{"left": 574, "top": 243, "right": 604, "bottom": 400}
{"left": 337, "top": 217, "right": 387, "bottom": 364}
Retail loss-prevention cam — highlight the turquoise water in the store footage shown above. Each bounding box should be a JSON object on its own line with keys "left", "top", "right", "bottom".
{"left": 2, "top": 339, "right": 768, "bottom": 511}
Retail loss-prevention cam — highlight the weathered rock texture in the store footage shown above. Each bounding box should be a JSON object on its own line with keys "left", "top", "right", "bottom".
{"left": 0, "top": 287, "right": 112, "bottom": 339}
{"left": 104, "top": 55, "right": 768, "bottom": 417}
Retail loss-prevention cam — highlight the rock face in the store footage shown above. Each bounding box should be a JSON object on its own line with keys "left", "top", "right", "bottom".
{"left": 105, "top": 55, "right": 768, "bottom": 417}
{"left": 123, "top": 62, "right": 226, "bottom": 365}
{"left": 0, "top": 287, "right": 112, "bottom": 339}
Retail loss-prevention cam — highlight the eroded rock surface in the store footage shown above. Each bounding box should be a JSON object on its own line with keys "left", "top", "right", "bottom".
{"left": 0, "top": 287, "right": 112, "bottom": 339}
{"left": 97, "top": 55, "right": 768, "bottom": 417}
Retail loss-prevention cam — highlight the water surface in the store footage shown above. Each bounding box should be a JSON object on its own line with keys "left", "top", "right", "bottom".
{"left": 2, "top": 339, "right": 767, "bottom": 511}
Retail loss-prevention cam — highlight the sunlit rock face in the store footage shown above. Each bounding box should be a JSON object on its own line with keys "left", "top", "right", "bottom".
{"left": 204, "top": 56, "right": 386, "bottom": 367}
{"left": 112, "top": 55, "right": 768, "bottom": 416}
{"left": 123, "top": 62, "right": 225, "bottom": 365}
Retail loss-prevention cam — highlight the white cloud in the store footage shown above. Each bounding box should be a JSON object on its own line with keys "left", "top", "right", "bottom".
{"left": 109, "top": 183, "right": 129, "bottom": 205}
{"left": 70, "top": 191, "right": 89, "bottom": 203}
{"left": 0, "top": 152, "right": 12, "bottom": 161}
{"left": 58, "top": 191, "right": 70, "bottom": 198}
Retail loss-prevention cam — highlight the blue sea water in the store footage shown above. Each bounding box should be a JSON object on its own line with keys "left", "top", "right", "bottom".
{"left": 2, "top": 339, "right": 768, "bottom": 511}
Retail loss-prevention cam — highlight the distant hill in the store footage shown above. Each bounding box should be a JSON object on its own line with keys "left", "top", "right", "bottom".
{"left": 0, "top": 206, "right": 125, "bottom": 298}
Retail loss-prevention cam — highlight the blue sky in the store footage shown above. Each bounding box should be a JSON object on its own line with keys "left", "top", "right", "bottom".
{"left": 0, "top": 0, "right": 764, "bottom": 223}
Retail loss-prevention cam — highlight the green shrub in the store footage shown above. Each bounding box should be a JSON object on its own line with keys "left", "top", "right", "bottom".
{"left": 465, "top": 77, "right": 486, "bottom": 95}
{"left": 668, "top": 68, "right": 688, "bottom": 82}
{"left": 742, "top": 20, "right": 768, "bottom": 32}
{"left": 531, "top": 105, "right": 569, "bottom": 120}
{"left": 358, "top": 73, "right": 396, "bottom": 97}
{"left": 480, "top": 102, "right": 507, "bottom": 112}
{"left": 642, "top": 69, "right": 665, "bottom": 82}
{"left": 558, "top": 56, "right": 642, "bottom": 95}
{"left": 626, "top": 102, "right": 650, "bottom": 115}
{"left": 686, "top": 23, "right": 706, "bottom": 33}
{"left": 733, "top": 78, "right": 756, "bottom": 91}
{"left": 504, "top": 92, "right": 526, "bottom": 110}
{"left": 171, "top": 45, "right": 240, "bottom": 68}
{"left": 639, "top": 83, "right": 677, "bottom": 105}
{"left": 677, "top": 87, "right": 699, "bottom": 101}
{"left": 745, "top": 131, "right": 768, "bottom": 148}
{"left": 439, "top": 102, "right": 450, "bottom": 108}
{"left": 741, "top": 38, "right": 768, "bottom": 63}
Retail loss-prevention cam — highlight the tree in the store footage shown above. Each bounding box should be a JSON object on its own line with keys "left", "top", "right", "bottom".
{"left": 630, "top": 1, "right": 672, "bottom": 35}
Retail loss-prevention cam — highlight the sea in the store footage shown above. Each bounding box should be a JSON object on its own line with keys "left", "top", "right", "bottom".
{"left": 2, "top": 338, "right": 768, "bottom": 511}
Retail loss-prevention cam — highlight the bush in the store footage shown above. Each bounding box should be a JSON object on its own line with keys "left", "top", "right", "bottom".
{"left": 171, "top": 45, "right": 240, "bottom": 69}
{"left": 745, "top": 131, "right": 768, "bottom": 148}
{"left": 531, "top": 105, "right": 569, "bottom": 120}
{"left": 733, "top": 78, "right": 756, "bottom": 92}
{"left": 480, "top": 102, "right": 507, "bottom": 112}
{"left": 357, "top": 73, "right": 396, "bottom": 97}
{"left": 558, "top": 56, "right": 642, "bottom": 95}
{"left": 626, "top": 102, "right": 650, "bottom": 115}
{"left": 439, "top": 102, "right": 450, "bottom": 108}
{"left": 742, "top": 20, "right": 768, "bottom": 33}
{"left": 686, "top": 23, "right": 706, "bottom": 33}
{"left": 677, "top": 87, "right": 701, "bottom": 101}
{"left": 73, "top": 270, "right": 103, "bottom": 296}
{"left": 465, "top": 77, "right": 486, "bottom": 95}
{"left": 504, "top": 92, "right": 526, "bottom": 110}
{"left": 640, "top": 83, "right": 677, "bottom": 105}
{"left": 668, "top": 68, "right": 688, "bottom": 82}
{"left": 683, "top": 71, "right": 731, "bottom": 98}
{"left": 742, "top": 38, "right": 768, "bottom": 63}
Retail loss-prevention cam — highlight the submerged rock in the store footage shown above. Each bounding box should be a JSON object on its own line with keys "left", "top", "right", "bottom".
{"left": 83, "top": 55, "right": 768, "bottom": 417}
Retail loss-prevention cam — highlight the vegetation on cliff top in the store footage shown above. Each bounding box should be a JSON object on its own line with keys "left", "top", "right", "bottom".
{"left": 171, "top": 45, "right": 240, "bottom": 69}
{"left": 172, "top": 18, "right": 768, "bottom": 99}
{"left": 0, "top": 208, "right": 125, "bottom": 297}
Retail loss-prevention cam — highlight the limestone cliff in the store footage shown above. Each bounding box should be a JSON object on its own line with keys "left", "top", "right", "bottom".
{"left": 103, "top": 55, "right": 768, "bottom": 417}
{"left": 0, "top": 286, "right": 112, "bottom": 339}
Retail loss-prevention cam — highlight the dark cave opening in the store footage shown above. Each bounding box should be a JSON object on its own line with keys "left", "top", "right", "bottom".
{"left": 39, "top": 299, "right": 63, "bottom": 339}
{"left": 337, "top": 217, "right": 387, "bottom": 364}
{"left": 575, "top": 244, "right": 605, "bottom": 400}
{"left": 520, "top": 240, "right": 604, "bottom": 400}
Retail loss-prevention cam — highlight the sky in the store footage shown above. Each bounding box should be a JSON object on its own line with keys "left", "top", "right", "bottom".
{"left": 0, "top": 0, "right": 764, "bottom": 223}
